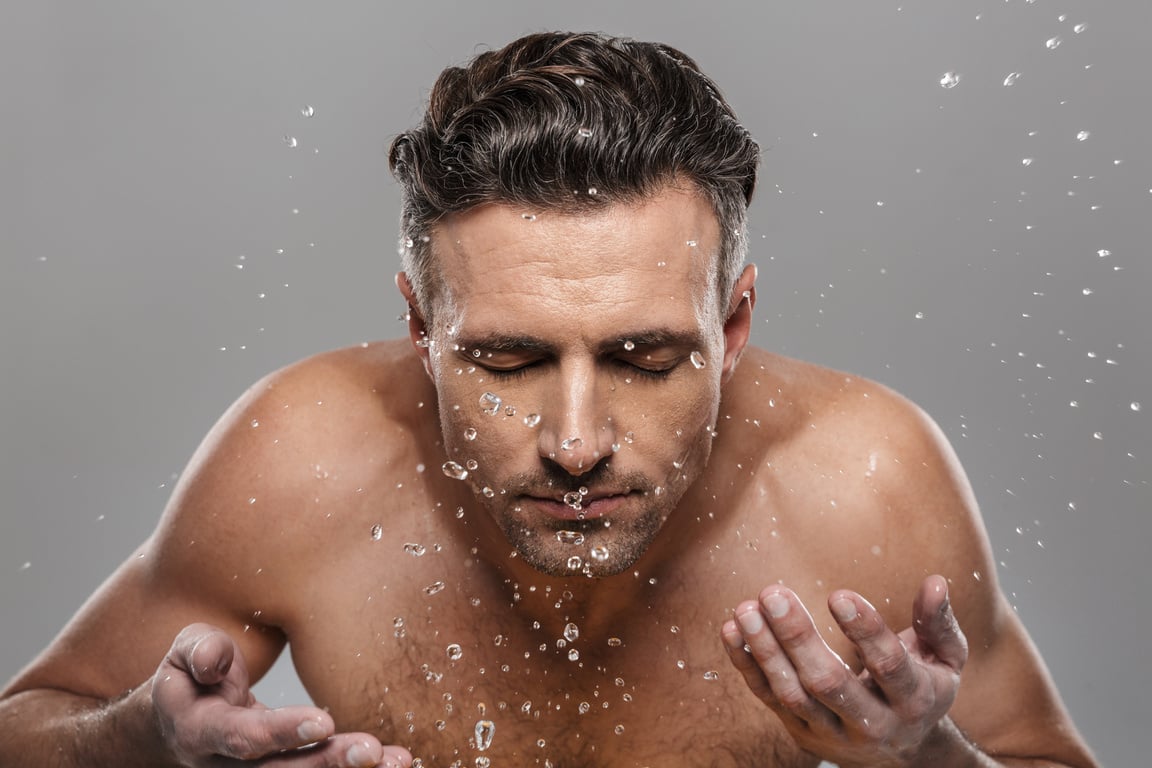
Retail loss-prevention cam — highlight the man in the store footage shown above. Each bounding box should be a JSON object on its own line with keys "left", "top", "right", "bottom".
{"left": 0, "top": 31, "right": 1096, "bottom": 768}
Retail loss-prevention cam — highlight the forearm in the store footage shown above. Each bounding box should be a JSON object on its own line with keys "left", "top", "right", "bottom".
{"left": 0, "top": 685, "right": 178, "bottom": 768}
{"left": 903, "top": 717, "right": 1096, "bottom": 768}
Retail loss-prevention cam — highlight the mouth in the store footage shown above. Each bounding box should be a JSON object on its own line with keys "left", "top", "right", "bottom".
{"left": 522, "top": 489, "right": 634, "bottom": 520}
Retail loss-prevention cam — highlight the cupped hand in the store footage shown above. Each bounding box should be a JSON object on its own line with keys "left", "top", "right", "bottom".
{"left": 151, "top": 623, "right": 412, "bottom": 767}
{"left": 720, "top": 575, "right": 967, "bottom": 768}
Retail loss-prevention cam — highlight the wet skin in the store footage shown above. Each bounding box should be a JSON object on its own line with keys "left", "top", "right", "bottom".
{"left": 1, "top": 187, "right": 1096, "bottom": 767}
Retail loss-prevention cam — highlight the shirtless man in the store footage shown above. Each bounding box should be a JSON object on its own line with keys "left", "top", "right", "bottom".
{"left": 0, "top": 32, "right": 1097, "bottom": 768}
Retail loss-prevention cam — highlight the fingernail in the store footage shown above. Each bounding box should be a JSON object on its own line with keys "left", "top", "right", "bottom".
{"left": 297, "top": 719, "right": 326, "bottom": 742}
{"left": 736, "top": 608, "right": 765, "bottom": 634}
{"left": 346, "top": 744, "right": 372, "bottom": 765}
{"left": 764, "top": 593, "right": 790, "bottom": 619}
{"left": 831, "top": 597, "right": 857, "bottom": 622}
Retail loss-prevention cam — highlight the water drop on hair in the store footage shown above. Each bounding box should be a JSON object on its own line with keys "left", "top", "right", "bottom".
{"left": 577, "top": 127, "right": 593, "bottom": 138}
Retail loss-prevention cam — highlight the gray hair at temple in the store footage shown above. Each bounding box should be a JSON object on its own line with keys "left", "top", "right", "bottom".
{"left": 388, "top": 31, "right": 761, "bottom": 319}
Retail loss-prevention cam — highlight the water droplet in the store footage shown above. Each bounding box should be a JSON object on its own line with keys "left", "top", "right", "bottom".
{"left": 1076, "top": 130, "right": 1091, "bottom": 141}
{"left": 686, "top": 239, "right": 698, "bottom": 247}
{"left": 690, "top": 351, "right": 706, "bottom": 369}
{"left": 577, "top": 127, "right": 593, "bottom": 138}
{"left": 1073, "top": 23, "right": 1087, "bottom": 33}
{"left": 464, "top": 427, "right": 478, "bottom": 441}
{"left": 1097, "top": 249, "right": 1111, "bottom": 258}
{"left": 1046, "top": 36, "right": 1063, "bottom": 50}
{"left": 1003, "top": 71, "right": 1021, "bottom": 87}
{"left": 1131, "top": 402, "right": 1141, "bottom": 412}
{"left": 590, "top": 545, "right": 610, "bottom": 562}
{"left": 424, "top": 581, "right": 446, "bottom": 596}
{"left": 561, "top": 437, "right": 583, "bottom": 452}
{"left": 614, "top": 724, "right": 625, "bottom": 735}
{"left": 283, "top": 135, "right": 298, "bottom": 148}
{"left": 442, "top": 461, "right": 469, "bottom": 481}
{"left": 624, "top": 431, "right": 635, "bottom": 444}
{"left": 574, "top": 75, "right": 586, "bottom": 86}
{"left": 404, "top": 542, "right": 427, "bottom": 557}
{"left": 556, "top": 530, "right": 586, "bottom": 545}
{"left": 563, "top": 491, "right": 584, "bottom": 509}
{"left": 476, "top": 755, "right": 492, "bottom": 768}
{"left": 587, "top": 187, "right": 598, "bottom": 196}
{"left": 939, "top": 71, "right": 961, "bottom": 89}
{"left": 479, "top": 392, "right": 502, "bottom": 415}
{"left": 1082, "top": 288, "right": 1093, "bottom": 296}
{"left": 371, "top": 524, "right": 383, "bottom": 541}
{"left": 482, "top": 486, "right": 495, "bottom": 498}
{"left": 972, "top": 570, "right": 982, "bottom": 582}
{"left": 466, "top": 459, "right": 479, "bottom": 471}
{"left": 521, "top": 213, "right": 537, "bottom": 221}
{"left": 623, "top": 340, "right": 635, "bottom": 351}
{"left": 563, "top": 622, "right": 580, "bottom": 642}
{"left": 523, "top": 413, "right": 541, "bottom": 428}
{"left": 1022, "top": 158, "right": 1034, "bottom": 166}
{"left": 567, "top": 555, "right": 583, "bottom": 570}
{"left": 703, "top": 670, "right": 720, "bottom": 681}
{"left": 914, "top": 311, "right": 925, "bottom": 319}
{"left": 578, "top": 701, "right": 590, "bottom": 714}
{"left": 1092, "top": 431, "right": 1103, "bottom": 440}
{"left": 607, "top": 637, "right": 623, "bottom": 647}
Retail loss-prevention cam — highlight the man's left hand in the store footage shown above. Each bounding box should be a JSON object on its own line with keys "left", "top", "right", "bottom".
{"left": 721, "top": 574, "right": 969, "bottom": 767}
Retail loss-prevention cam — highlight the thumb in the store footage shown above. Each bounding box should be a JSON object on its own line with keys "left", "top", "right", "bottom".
{"left": 168, "top": 624, "right": 249, "bottom": 695}
{"left": 912, "top": 575, "right": 968, "bottom": 673}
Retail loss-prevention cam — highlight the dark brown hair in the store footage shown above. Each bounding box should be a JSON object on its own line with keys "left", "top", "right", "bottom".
{"left": 389, "top": 31, "right": 760, "bottom": 316}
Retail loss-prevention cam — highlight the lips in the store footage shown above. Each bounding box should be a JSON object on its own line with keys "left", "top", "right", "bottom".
{"left": 523, "top": 491, "right": 631, "bottom": 520}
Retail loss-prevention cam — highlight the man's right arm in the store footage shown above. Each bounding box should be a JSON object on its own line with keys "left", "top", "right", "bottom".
{"left": 0, "top": 361, "right": 411, "bottom": 767}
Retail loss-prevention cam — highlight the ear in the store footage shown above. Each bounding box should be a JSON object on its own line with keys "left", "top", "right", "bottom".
{"left": 720, "top": 264, "right": 757, "bottom": 384}
{"left": 396, "top": 272, "right": 434, "bottom": 379}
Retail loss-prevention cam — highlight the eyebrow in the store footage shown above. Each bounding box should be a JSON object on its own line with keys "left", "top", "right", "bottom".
{"left": 456, "top": 329, "right": 703, "bottom": 356}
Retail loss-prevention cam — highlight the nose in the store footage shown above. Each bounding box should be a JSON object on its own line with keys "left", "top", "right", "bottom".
{"left": 538, "top": 365, "right": 616, "bottom": 475}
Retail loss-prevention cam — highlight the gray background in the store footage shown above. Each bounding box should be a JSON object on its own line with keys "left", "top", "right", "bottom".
{"left": 1, "top": 2, "right": 1147, "bottom": 765}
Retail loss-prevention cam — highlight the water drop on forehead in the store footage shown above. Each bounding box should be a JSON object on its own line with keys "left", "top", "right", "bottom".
{"left": 442, "top": 461, "right": 469, "bottom": 481}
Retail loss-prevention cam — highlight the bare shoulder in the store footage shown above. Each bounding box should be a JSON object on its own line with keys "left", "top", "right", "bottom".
{"left": 722, "top": 348, "right": 993, "bottom": 613}
{"left": 2, "top": 340, "right": 434, "bottom": 699}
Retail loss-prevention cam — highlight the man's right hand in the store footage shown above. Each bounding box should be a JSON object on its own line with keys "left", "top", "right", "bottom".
{"left": 151, "top": 624, "right": 412, "bottom": 768}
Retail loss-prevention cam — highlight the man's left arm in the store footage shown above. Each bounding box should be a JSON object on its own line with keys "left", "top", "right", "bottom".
{"left": 721, "top": 393, "right": 1098, "bottom": 768}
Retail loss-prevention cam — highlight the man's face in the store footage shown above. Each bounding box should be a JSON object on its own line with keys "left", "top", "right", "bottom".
{"left": 417, "top": 186, "right": 743, "bottom": 577}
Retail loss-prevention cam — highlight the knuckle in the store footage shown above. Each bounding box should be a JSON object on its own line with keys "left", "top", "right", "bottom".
{"left": 804, "top": 667, "right": 849, "bottom": 699}
{"left": 221, "top": 728, "right": 263, "bottom": 760}
{"left": 870, "top": 647, "right": 909, "bottom": 680}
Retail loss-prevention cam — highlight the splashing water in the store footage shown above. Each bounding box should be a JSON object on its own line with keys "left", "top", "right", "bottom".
{"left": 557, "top": 530, "right": 585, "bottom": 545}
{"left": 1046, "top": 36, "right": 1063, "bottom": 50}
{"left": 1003, "top": 72, "right": 1022, "bottom": 87}
{"left": 301, "top": 105, "right": 315, "bottom": 118}
{"left": 479, "top": 392, "right": 502, "bottom": 415}
{"left": 939, "top": 71, "right": 961, "bottom": 89}
{"left": 442, "top": 461, "right": 469, "bottom": 481}
{"left": 474, "top": 719, "right": 496, "bottom": 751}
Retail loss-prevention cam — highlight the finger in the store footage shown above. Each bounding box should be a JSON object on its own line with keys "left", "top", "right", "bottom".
{"left": 193, "top": 701, "right": 339, "bottom": 760}
{"left": 721, "top": 617, "right": 776, "bottom": 702}
{"left": 912, "top": 575, "right": 968, "bottom": 672}
{"left": 737, "top": 592, "right": 842, "bottom": 732}
{"left": 224, "top": 734, "right": 401, "bottom": 768}
{"left": 757, "top": 589, "right": 875, "bottom": 723}
{"left": 168, "top": 623, "right": 237, "bottom": 687}
{"left": 829, "top": 591, "right": 921, "bottom": 706}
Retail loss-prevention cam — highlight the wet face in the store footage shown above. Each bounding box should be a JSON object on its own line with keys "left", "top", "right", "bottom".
{"left": 408, "top": 186, "right": 751, "bottom": 577}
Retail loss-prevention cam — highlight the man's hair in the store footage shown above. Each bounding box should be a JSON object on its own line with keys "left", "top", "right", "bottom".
{"left": 389, "top": 31, "right": 760, "bottom": 318}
